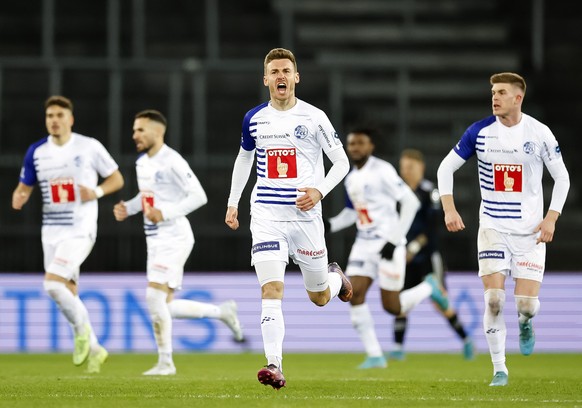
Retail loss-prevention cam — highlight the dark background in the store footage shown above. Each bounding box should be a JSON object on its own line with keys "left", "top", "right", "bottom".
{"left": 0, "top": 0, "right": 580, "bottom": 273}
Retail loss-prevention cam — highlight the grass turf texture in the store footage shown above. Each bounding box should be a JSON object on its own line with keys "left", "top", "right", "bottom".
{"left": 1, "top": 353, "right": 581, "bottom": 407}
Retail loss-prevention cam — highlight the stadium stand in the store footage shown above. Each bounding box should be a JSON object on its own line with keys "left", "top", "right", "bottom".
{"left": 0, "top": 0, "right": 579, "bottom": 272}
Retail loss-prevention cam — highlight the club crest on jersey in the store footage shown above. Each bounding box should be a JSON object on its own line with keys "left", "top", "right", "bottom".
{"left": 74, "top": 156, "right": 83, "bottom": 167}
{"left": 523, "top": 141, "right": 534, "bottom": 155}
{"left": 294, "top": 125, "right": 308, "bottom": 139}
{"left": 267, "top": 148, "right": 297, "bottom": 178}
{"left": 493, "top": 163, "right": 522, "bottom": 192}
{"left": 332, "top": 131, "right": 341, "bottom": 145}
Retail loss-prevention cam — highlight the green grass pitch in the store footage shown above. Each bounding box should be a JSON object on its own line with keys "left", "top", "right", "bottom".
{"left": 1, "top": 352, "right": 581, "bottom": 407}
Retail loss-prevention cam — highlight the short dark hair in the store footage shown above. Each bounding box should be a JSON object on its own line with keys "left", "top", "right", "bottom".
{"left": 490, "top": 72, "right": 526, "bottom": 95}
{"left": 45, "top": 95, "right": 73, "bottom": 112}
{"left": 347, "top": 127, "right": 380, "bottom": 145}
{"left": 134, "top": 109, "right": 167, "bottom": 127}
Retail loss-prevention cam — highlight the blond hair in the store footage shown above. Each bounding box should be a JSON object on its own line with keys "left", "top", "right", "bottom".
{"left": 264, "top": 48, "right": 297, "bottom": 73}
{"left": 400, "top": 148, "right": 425, "bottom": 163}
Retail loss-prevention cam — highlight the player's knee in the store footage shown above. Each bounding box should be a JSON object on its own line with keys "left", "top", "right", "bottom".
{"left": 43, "top": 279, "right": 67, "bottom": 299}
{"left": 261, "top": 281, "right": 284, "bottom": 299}
{"left": 145, "top": 287, "right": 167, "bottom": 320}
{"left": 381, "top": 298, "right": 400, "bottom": 316}
{"left": 515, "top": 296, "right": 539, "bottom": 319}
{"left": 484, "top": 289, "right": 505, "bottom": 316}
{"left": 308, "top": 290, "right": 329, "bottom": 307}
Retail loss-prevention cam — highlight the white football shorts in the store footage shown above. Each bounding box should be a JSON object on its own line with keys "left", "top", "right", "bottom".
{"left": 250, "top": 217, "right": 330, "bottom": 292}
{"left": 345, "top": 236, "right": 406, "bottom": 291}
{"left": 477, "top": 227, "right": 546, "bottom": 282}
{"left": 146, "top": 238, "right": 194, "bottom": 290}
{"left": 43, "top": 236, "right": 95, "bottom": 282}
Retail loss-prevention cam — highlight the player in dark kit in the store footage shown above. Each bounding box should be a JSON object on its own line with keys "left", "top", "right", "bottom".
{"left": 388, "top": 149, "right": 474, "bottom": 361}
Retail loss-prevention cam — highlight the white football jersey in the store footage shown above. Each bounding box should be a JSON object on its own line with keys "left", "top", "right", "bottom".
{"left": 133, "top": 144, "right": 206, "bottom": 242}
{"left": 343, "top": 156, "right": 411, "bottom": 244}
{"left": 19, "top": 132, "right": 119, "bottom": 243}
{"left": 453, "top": 113, "right": 566, "bottom": 234}
{"left": 240, "top": 98, "right": 344, "bottom": 221}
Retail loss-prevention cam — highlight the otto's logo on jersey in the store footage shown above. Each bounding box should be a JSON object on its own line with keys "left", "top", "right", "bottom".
{"left": 50, "top": 178, "right": 75, "bottom": 203}
{"left": 494, "top": 164, "right": 522, "bottom": 192}
{"left": 267, "top": 148, "right": 297, "bottom": 179}
{"left": 294, "top": 125, "right": 308, "bottom": 139}
{"left": 141, "top": 191, "right": 154, "bottom": 210}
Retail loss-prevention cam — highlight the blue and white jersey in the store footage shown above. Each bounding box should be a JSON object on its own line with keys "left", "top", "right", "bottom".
{"left": 453, "top": 113, "right": 565, "bottom": 234}
{"left": 133, "top": 144, "right": 206, "bottom": 243}
{"left": 241, "top": 98, "right": 343, "bottom": 221}
{"left": 343, "top": 156, "right": 411, "bottom": 245}
{"left": 19, "top": 132, "right": 119, "bottom": 243}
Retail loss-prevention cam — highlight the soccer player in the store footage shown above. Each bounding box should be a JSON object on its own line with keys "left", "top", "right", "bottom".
{"left": 388, "top": 148, "right": 473, "bottom": 361}
{"left": 114, "top": 110, "right": 244, "bottom": 376}
{"left": 437, "top": 72, "right": 570, "bottom": 386}
{"left": 326, "top": 128, "right": 449, "bottom": 369}
{"left": 12, "top": 95, "right": 124, "bottom": 373}
{"left": 224, "top": 47, "right": 352, "bottom": 390}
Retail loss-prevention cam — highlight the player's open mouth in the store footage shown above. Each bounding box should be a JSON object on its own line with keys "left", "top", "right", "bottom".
{"left": 276, "top": 82, "right": 287, "bottom": 93}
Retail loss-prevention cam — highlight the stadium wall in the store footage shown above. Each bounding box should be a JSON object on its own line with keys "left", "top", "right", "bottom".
{"left": 1, "top": 272, "right": 580, "bottom": 354}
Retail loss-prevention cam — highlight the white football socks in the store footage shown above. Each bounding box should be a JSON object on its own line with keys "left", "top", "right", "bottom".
{"left": 74, "top": 296, "right": 99, "bottom": 350}
{"left": 350, "top": 303, "right": 383, "bottom": 358}
{"left": 327, "top": 271, "right": 342, "bottom": 299}
{"left": 515, "top": 295, "right": 540, "bottom": 324}
{"left": 146, "top": 287, "right": 173, "bottom": 356}
{"left": 261, "top": 299, "right": 284, "bottom": 370}
{"left": 483, "top": 289, "right": 507, "bottom": 374}
{"left": 399, "top": 281, "right": 432, "bottom": 315}
{"left": 43, "top": 280, "right": 85, "bottom": 334}
{"left": 169, "top": 299, "right": 221, "bottom": 319}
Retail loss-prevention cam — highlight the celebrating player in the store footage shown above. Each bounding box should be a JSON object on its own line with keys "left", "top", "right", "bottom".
{"left": 225, "top": 47, "right": 352, "bottom": 389}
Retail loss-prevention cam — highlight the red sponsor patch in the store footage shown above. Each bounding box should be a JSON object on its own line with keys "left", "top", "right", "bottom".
{"left": 267, "top": 148, "right": 297, "bottom": 179}
{"left": 141, "top": 191, "right": 154, "bottom": 210}
{"left": 356, "top": 206, "right": 373, "bottom": 225}
{"left": 50, "top": 178, "right": 75, "bottom": 203}
{"left": 494, "top": 164, "right": 522, "bottom": 192}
